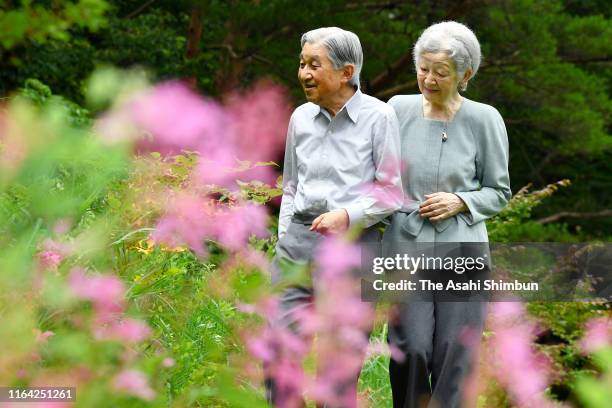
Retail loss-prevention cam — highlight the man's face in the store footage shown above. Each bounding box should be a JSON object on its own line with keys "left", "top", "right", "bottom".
{"left": 298, "top": 42, "right": 345, "bottom": 107}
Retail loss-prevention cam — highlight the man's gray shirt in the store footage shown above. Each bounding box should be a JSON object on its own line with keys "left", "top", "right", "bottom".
{"left": 278, "top": 89, "right": 403, "bottom": 239}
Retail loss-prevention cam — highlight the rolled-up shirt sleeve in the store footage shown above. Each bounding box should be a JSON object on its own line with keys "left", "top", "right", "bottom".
{"left": 455, "top": 108, "right": 511, "bottom": 225}
{"left": 278, "top": 115, "right": 297, "bottom": 239}
{"left": 345, "top": 108, "right": 403, "bottom": 227}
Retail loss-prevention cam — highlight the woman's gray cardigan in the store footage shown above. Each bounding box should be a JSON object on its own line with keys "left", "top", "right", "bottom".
{"left": 384, "top": 95, "right": 511, "bottom": 243}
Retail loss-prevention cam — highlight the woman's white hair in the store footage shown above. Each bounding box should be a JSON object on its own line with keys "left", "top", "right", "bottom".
{"left": 413, "top": 21, "right": 481, "bottom": 91}
{"left": 301, "top": 27, "right": 363, "bottom": 89}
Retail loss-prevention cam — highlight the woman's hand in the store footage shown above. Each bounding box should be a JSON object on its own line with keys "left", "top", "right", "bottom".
{"left": 419, "top": 192, "right": 467, "bottom": 222}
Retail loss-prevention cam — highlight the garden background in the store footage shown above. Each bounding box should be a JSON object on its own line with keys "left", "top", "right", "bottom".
{"left": 0, "top": 0, "right": 610, "bottom": 407}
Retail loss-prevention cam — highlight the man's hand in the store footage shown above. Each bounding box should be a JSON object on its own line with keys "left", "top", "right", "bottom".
{"left": 419, "top": 192, "right": 467, "bottom": 222}
{"left": 310, "top": 209, "right": 349, "bottom": 235}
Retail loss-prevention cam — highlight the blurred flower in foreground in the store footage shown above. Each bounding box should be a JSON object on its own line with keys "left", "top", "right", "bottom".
{"left": 67, "top": 268, "right": 152, "bottom": 347}
{"left": 488, "top": 302, "right": 560, "bottom": 408}
{"left": 34, "top": 329, "right": 55, "bottom": 344}
{"left": 0, "top": 105, "right": 29, "bottom": 174}
{"left": 246, "top": 236, "right": 383, "bottom": 408}
{"left": 94, "top": 317, "right": 152, "bottom": 343}
{"left": 36, "top": 239, "right": 72, "bottom": 271}
{"left": 162, "top": 357, "right": 175, "bottom": 368}
{"left": 247, "top": 297, "right": 310, "bottom": 408}
{"left": 579, "top": 316, "right": 612, "bottom": 354}
{"left": 359, "top": 153, "right": 406, "bottom": 210}
{"left": 215, "top": 81, "right": 291, "bottom": 185}
{"left": 150, "top": 193, "right": 213, "bottom": 257}
{"left": 98, "top": 80, "right": 289, "bottom": 255}
{"left": 68, "top": 268, "right": 126, "bottom": 316}
{"left": 151, "top": 192, "right": 268, "bottom": 256}
{"left": 308, "top": 237, "right": 374, "bottom": 407}
{"left": 130, "top": 81, "right": 227, "bottom": 153}
{"left": 112, "top": 369, "right": 156, "bottom": 401}
{"left": 96, "top": 80, "right": 290, "bottom": 189}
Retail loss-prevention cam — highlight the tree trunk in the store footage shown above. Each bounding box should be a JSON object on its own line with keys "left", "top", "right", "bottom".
{"left": 185, "top": 4, "right": 204, "bottom": 88}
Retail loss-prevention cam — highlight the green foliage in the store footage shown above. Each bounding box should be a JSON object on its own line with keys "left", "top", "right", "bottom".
{"left": 93, "top": 9, "right": 208, "bottom": 85}
{"left": 18, "top": 78, "right": 92, "bottom": 126}
{"left": 0, "top": 74, "right": 138, "bottom": 405}
{"left": 575, "top": 347, "right": 612, "bottom": 408}
{"left": 0, "top": 81, "right": 125, "bottom": 238}
{"left": 5, "top": 38, "right": 97, "bottom": 103}
{"left": 0, "top": 71, "right": 284, "bottom": 406}
{"left": 528, "top": 302, "right": 611, "bottom": 402}
{"left": 359, "top": 323, "right": 392, "bottom": 408}
{"left": 0, "top": 0, "right": 109, "bottom": 50}
{"left": 488, "top": 179, "right": 573, "bottom": 242}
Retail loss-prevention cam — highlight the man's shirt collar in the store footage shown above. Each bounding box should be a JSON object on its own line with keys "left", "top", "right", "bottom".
{"left": 312, "top": 89, "right": 362, "bottom": 123}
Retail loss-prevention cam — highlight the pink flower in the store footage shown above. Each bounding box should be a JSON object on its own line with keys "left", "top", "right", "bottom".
{"left": 579, "top": 316, "right": 612, "bottom": 353}
{"left": 151, "top": 193, "right": 212, "bottom": 257}
{"left": 224, "top": 81, "right": 291, "bottom": 163}
{"left": 488, "top": 302, "right": 557, "bottom": 408}
{"left": 36, "top": 238, "right": 71, "bottom": 270}
{"left": 247, "top": 327, "right": 309, "bottom": 406}
{"left": 195, "top": 81, "right": 290, "bottom": 188}
{"left": 490, "top": 301, "right": 523, "bottom": 323}
{"left": 52, "top": 219, "right": 72, "bottom": 235}
{"left": 360, "top": 180, "right": 405, "bottom": 210}
{"left": 359, "top": 154, "right": 405, "bottom": 209}
{"left": 236, "top": 302, "right": 257, "bottom": 314}
{"left": 365, "top": 340, "right": 406, "bottom": 363}
{"left": 15, "top": 367, "right": 28, "bottom": 379}
{"left": 68, "top": 268, "right": 125, "bottom": 314}
{"left": 37, "top": 250, "right": 62, "bottom": 270}
{"left": 223, "top": 248, "right": 273, "bottom": 274}
{"left": 247, "top": 239, "right": 376, "bottom": 408}
{"left": 152, "top": 194, "right": 269, "bottom": 255}
{"left": 245, "top": 297, "right": 312, "bottom": 406}
{"left": 247, "top": 337, "right": 276, "bottom": 362}
{"left": 94, "top": 318, "right": 152, "bottom": 343}
{"left": 268, "top": 358, "right": 306, "bottom": 408}
{"left": 314, "top": 237, "right": 361, "bottom": 281}
{"left": 162, "top": 358, "right": 175, "bottom": 368}
{"left": 214, "top": 204, "right": 269, "bottom": 251}
{"left": 35, "top": 329, "right": 55, "bottom": 344}
{"left": 112, "top": 369, "right": 156, "bottom": 401}
{"left": 130, "top": 81, "right": 227, "bottom": 154}
{"left": 196, "top": 150, "right": 239, "bottom": 186}
{"left": 194, "top": 137, "right": 281, "bottom": 188}
{"left": 0, "top": 109, "right": 29, "bottom": 172}
{"left": 94, "top": 109, "right": 140, "bottom": 144}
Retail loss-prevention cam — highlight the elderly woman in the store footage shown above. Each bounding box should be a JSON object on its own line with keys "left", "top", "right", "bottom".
{"left": 384, "top": 21, "right": 511, "bottom": 408}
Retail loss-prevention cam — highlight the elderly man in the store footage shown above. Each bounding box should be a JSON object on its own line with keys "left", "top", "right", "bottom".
{"left": 267, "top": 27, "right": 402, "bottom": 406}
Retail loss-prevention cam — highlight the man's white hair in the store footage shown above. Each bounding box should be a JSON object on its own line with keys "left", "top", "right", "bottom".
{"left": 413, "top": 21, "right": 481, "bottom": 91}
{"left": 301, "top": 27, "right": 363, "bottom": 89}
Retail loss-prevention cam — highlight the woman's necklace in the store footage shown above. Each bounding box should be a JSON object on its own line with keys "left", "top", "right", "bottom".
{"left": 423, "top": 96, "right": 462, "bottom": 143}
{"left": 436, "top": 101, "right": 461, "bottom": 143}
{"left": 441, "top": 122, "right": 448, "bottom": 142}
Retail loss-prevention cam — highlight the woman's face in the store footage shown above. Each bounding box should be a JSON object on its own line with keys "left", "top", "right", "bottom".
{"left": 416, "top": 52, "right": 460, "bottom": 105}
